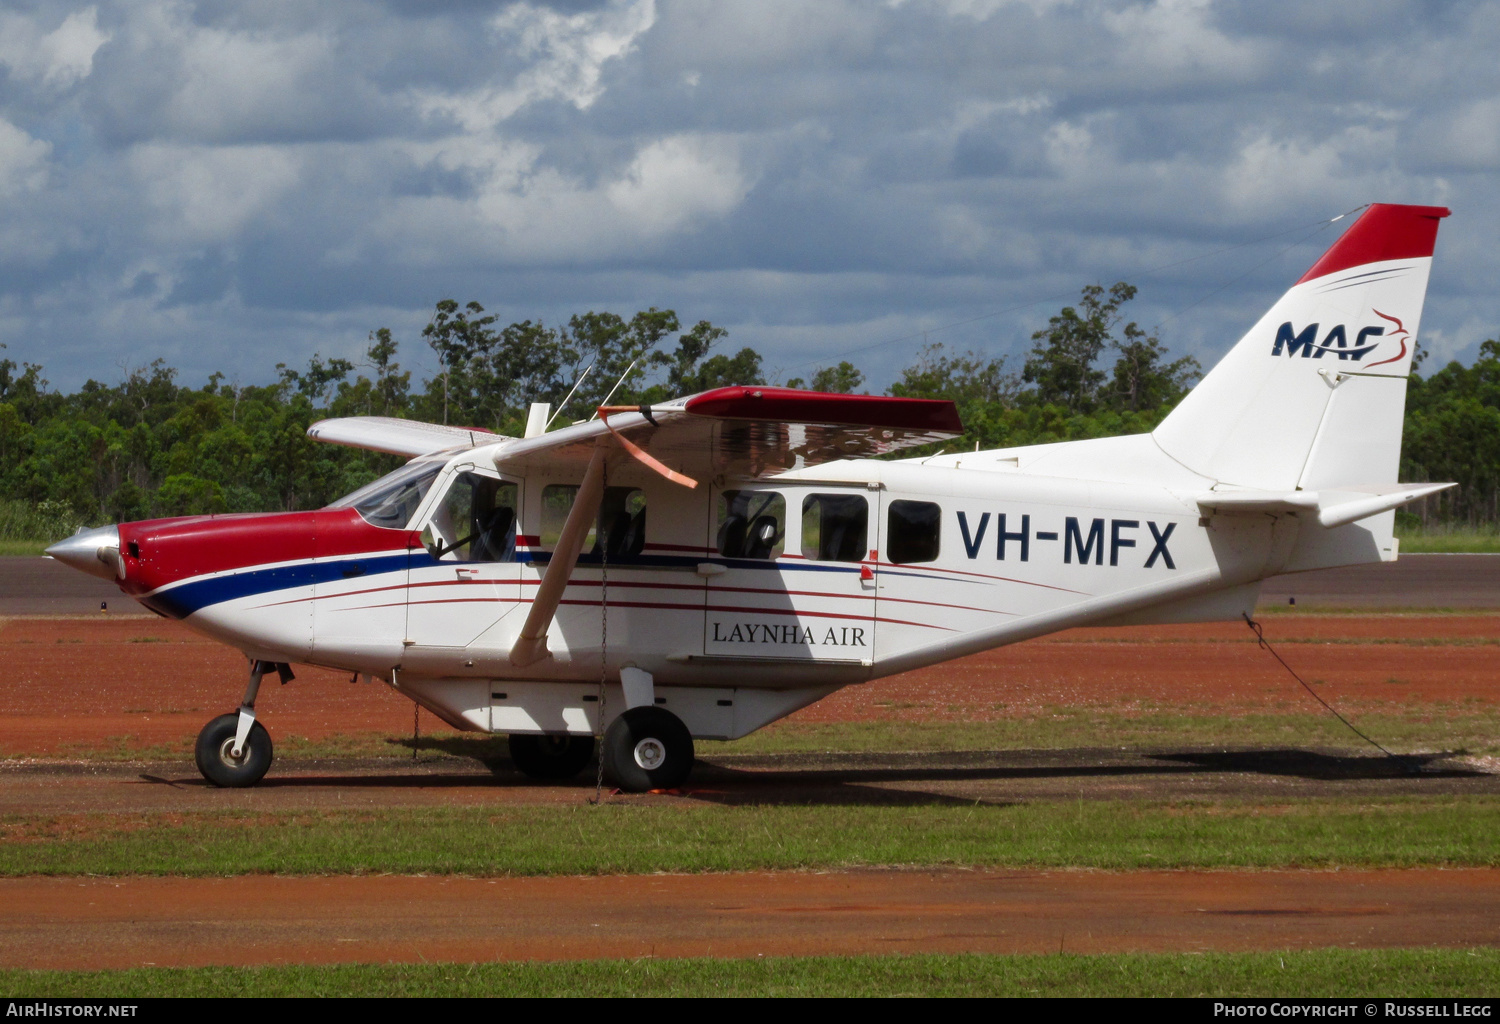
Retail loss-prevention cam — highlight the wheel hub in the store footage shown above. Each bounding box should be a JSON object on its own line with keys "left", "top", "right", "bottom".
{"left": 217, "top": 737, "right": 248, "bottom": 768}
{"left": 632, "top": 737, "right": 666, "bottom": 771}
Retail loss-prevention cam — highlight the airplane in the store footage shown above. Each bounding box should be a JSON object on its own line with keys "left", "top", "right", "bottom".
{"left": 47, "top": 202, "right": 1454, "bottom": 792}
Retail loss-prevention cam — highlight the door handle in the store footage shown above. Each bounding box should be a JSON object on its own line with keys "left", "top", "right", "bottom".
{"left": 456, "top": 567, "right": 480, "bottom": 578}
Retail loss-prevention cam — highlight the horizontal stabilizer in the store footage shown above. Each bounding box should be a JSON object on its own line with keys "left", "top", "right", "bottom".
{"left": 1197, "top": 482, "right": 1454, "bottom": 528}
{"left": 307, "top": 417, "right": 504, "bottom": 457}
{"left": 1315, "top": 482, "right": 1454, "bottom": 529}
{"left": 1196, "top": 491, "right": 1320, "bottom": 516}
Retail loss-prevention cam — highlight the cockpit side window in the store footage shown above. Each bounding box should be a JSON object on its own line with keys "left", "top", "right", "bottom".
{"left": 427, "top": 472, "right": 518, "bottom": 562}
{"left": 329, "top": 461, "right": 443, "bottom": 530}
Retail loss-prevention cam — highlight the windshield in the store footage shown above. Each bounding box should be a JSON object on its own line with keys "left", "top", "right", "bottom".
{"left": 327, "top": 460, "right": 444, "bottom": 530}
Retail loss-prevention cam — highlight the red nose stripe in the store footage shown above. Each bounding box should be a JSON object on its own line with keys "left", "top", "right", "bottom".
{"left": 118, "top": 509, "right": 410, "bottom": 595}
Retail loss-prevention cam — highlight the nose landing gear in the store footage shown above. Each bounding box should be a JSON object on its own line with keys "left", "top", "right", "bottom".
{"left": 194, "top": 659, "right": 289, "bottom": 788}
{"left": 195, "top": 713, "right": 273, "bottom": 788}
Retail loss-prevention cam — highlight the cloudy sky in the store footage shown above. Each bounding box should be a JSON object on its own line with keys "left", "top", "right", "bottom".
{"left": 0, "top": 0, "right": 1496, "bottom": 394}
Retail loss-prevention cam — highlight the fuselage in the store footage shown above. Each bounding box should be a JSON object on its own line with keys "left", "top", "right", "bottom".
{"left": 65, "top": 436, "right": 1370, "bottom": 704}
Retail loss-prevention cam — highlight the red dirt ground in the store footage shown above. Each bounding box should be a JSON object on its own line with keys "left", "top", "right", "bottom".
{"left": 4, "top": 868, "right": 1498, "bottom": 969}
{"left": 0, "top": 614, "right": 1496, "bottom": 756}
{"left": 3, "top": 615, "right": 1498, "bottom": 971}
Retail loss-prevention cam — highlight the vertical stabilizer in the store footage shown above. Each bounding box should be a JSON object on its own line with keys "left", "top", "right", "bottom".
{"left": 1153, "top": 204, "right": 1449, "bottom": 491}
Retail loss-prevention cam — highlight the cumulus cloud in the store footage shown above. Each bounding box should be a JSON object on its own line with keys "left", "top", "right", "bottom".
{"left": 366, "top": 131, "right": 750, "bottom": 267}
{"left": 416, "top": 0, "right": 656, "bottom": 130}
{"left": 0, "top": 6, "right": 110, "bottom": 89}
{"left": 0, "top": 119, "right": 51, "bottom": 197}
{"left": 129, "top": 143, "right": 303, "bottom": 245}
{"left": 0, "top": 0, "right": 1494, "bottom": 391}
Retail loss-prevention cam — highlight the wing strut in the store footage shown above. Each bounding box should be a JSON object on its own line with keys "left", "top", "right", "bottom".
{"left": 510, "top": 444, "right": 609, "bottom": 668}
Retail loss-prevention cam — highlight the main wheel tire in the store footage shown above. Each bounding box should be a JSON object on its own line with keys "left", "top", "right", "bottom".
{"left": 601, "top": 706, "right": 694, "bottom": 792}
{"left": 194, "top": 713, "right": 273, "bottom": 788}
{"left": 507, "top": 733, "right": 597, "bottom": 781}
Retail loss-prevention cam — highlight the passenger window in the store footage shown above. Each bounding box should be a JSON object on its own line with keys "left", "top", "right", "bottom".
{"left": 596, "top": 487, "right": 646, "bottom": 557}
{"left": 539, "top": 483, "right": 646, "bottom": 557}
{"left": 428, "top": 473, "right": 517, "bottom": 562}
{"left": 801, "top": 493, "right": 868, "bottom": 562}
{"left": 717, "top": 490, "right": 786, "bottom": 559}
{"left": 887, "top": 500, "right": 941, "bottom": 564}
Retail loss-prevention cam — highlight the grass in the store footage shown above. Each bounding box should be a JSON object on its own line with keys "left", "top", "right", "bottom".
{"left": 3, "top": 796, "right": 1497, "bottom": 877}
{"left": 0, "top": 540, "right": 49, "bottom": 556}
{"left": 2, "top": 949, "right": 1496, "bottom": 997}
{"left": 1396, "top": 525, "right": 1500, "bottom": 554}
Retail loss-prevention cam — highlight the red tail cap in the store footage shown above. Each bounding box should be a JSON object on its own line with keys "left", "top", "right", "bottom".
{"left": 1297, "top": 203, "right": 1450, "bottom": 284}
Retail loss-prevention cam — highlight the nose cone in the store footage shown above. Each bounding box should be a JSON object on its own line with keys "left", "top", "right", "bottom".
{"left": 45, "top": 525, "right": 123, "bottom": 581}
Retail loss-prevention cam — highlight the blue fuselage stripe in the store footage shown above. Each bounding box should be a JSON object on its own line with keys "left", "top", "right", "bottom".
{"left": 147, "top": 552, "right": 867, "bottom": 619}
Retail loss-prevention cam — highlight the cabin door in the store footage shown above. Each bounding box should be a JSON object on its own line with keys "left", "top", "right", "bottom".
{"left": 405, "top": 465, "right": 524, "bottom": 648}
{"left": 703, "top": 483, "right": 878, "bottom": 663}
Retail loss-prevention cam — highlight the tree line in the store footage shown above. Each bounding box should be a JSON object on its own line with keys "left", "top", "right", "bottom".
{"left": 0, "top": 285, "right": 1491, "bottom": 538}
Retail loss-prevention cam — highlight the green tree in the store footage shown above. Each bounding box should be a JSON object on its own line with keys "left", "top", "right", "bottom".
{"left": 787, "top": 361, "right": 865, "bottom": 394}
{"left": 890, "top": 344, "right": 1018, "bottom": 406}
{"left": 1023, "top": 282, "right": 1133, "bottom": 413}
{"left": 367, "top": 328, "right": 411, "bottom": 416}
{"left": 422, "top": 300, "right": 500, "bottom": 425}
{"left": 1402, "top": 338, "right": 1500, "bottom": 524}
{"left": 1105, "top": 331, "right": 1201, "bottom": 412}
{"left": 566, "top": 308, "right": 679, "bottom": 409}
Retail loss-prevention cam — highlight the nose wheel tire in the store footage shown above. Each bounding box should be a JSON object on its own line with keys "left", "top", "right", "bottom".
{"left": 194, "top": 713, "right": 273, "bottom": 788}
{"left": 507, "top": 733, "right": 597, "bottom": 781}
{"left": 601, "top": 706, "right": 694, "bottom": 792}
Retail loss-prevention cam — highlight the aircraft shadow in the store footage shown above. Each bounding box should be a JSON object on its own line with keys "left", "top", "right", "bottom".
{"left": 1150, "top": 748, "right": 1482, "bottom": 780}
{"left": 137, "top": 746, "right": 1486, "bottom": 806}
{"left": 667, "top": 746, "right": 1488, "bottom": 806}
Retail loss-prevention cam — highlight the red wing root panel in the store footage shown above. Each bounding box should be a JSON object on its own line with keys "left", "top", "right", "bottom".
{"left": 684, "top": 387, "right": 963, "bottom": 434}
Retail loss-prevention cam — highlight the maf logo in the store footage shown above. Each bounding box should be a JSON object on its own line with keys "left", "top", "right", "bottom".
{"left": 1271, "top": 310, "right": 1409, "bottom": 368}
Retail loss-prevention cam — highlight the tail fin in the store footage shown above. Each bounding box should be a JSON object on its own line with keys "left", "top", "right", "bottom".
{"left": 1154, "top": 204, "right": 1449, "bottom": 491}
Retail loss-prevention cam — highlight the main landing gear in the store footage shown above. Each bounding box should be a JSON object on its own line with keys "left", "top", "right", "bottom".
{"left": 505, "top": 709, "right": 695, "bottom": 791}
{"left": 507, "top": 734, "right": 596, "bottom": 780}
{"left": 601, "top": 706, "right": 694, "bottom": 792}
{"left": 194, "top": 660, "right": 290, "bottom": 788}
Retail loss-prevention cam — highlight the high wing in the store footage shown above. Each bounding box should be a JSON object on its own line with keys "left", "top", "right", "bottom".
{"left": 306, "top": 416, "right": 506, "bottom": 457}
{"left": 494, "top": 386, "right": 963, "bottom": 667}
{"left": 491, "top": 386, "right": 964, "bottom": 481}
